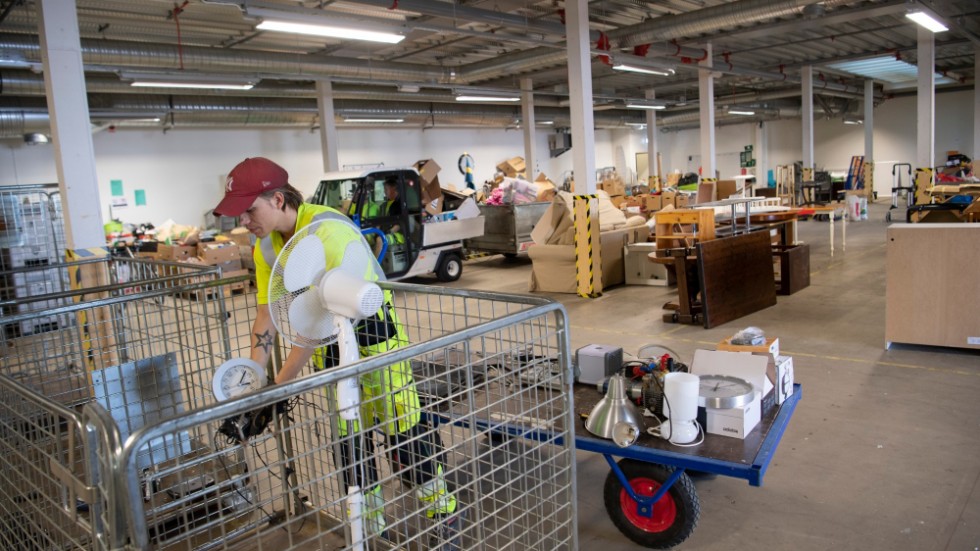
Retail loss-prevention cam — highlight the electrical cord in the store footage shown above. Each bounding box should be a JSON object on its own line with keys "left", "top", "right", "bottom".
{"left": 645, "top": 371, "right": 704, "bottom": 447}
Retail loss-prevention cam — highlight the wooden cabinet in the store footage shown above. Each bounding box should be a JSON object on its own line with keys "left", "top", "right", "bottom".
{"left": 885, "top": 224, "right": 980, "bottom": 350}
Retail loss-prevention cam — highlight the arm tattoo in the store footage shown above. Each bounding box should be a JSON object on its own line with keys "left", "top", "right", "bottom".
{"left": 254, "top": 330, "right": 274, "bottom": 354}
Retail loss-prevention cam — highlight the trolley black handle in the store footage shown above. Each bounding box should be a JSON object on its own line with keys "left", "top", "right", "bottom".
{"left": 892, "top": 163, "right": 912, "bottom": 176}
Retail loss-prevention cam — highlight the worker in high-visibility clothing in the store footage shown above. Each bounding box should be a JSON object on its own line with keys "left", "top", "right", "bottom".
{"left": 382, "top": 176, "right": 406, "bottom": 247}
{"left": 214, "top": 157, "right": 461, "bottom": 549}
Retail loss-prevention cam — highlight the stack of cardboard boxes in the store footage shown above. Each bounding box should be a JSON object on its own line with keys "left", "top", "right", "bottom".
{"left": 620, "top": 192, "right": 692, "bottom": 219}
{"left": 597, "top": 170, "right": 626, "bottom": 208}
{"left": 198, "top": 242, "right": 249, "bottom": 294}
{"left": 138, "top": 238, "right": 250, "bottom": 297}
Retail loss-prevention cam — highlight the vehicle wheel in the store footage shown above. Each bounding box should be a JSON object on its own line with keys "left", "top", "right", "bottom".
{"left": 603, "top": 459, "right": 700, "bottom": 549}
{"left": 436, "top": 253, "right": 462, "bottom": 282}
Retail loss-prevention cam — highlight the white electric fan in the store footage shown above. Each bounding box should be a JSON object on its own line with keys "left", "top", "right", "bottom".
{"left": 267, "top": 217, "right": 386, "bottom": 551}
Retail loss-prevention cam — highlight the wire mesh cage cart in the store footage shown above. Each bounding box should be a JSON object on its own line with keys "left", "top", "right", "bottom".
{"left": 1, "top": 269, "right": 578, "bottom": 551}
{"left": 0, "top": 184, "right": 71, "bottom": 336}
{"left": 0, "top": 256, "right": 232, "bottom": 550}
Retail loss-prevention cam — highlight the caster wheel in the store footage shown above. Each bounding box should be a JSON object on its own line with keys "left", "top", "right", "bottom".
{"left": 603, "top": 460, "right": 700, "bottom": 549}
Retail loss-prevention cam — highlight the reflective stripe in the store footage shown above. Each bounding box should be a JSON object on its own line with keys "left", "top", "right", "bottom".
{"left": 259, "top": 208, "right": 385, "bottom": 281}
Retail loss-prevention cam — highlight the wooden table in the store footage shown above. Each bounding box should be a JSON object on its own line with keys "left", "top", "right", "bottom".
{"left": 799, "top": 204, "right": 846, "bottom": 256}
{"left": 719, "top": 210, "right": 800, "bottom": 246}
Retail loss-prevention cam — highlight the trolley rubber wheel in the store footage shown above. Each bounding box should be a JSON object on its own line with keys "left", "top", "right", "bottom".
{"left": 436, "top": 253, "right": 463, "bottom": 282}
{"left": 603, "top": 459, "right": 700, "bottom": 549}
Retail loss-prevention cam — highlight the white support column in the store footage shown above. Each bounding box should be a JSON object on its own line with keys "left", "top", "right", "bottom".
{"left": 916, "top": 27, "right": 935, "bottom": 169}
{"left": 645, "top": 89, "right": 659, "bottom": 186}
{"left": 565, "top": 1, "right": 596, "bottom": 193}
{"left": 801, "top": 65, "right": 815, "bottom": 173}
{"left": 38, "top": 0, "right": 104, "bottom": 250}
{"left": 698, "top": 44, "right": 716, "bottom": 179}
{"left": 755, "top": 122, "right": 768, "bottom": 189}
{"left": 521, "top": 78, "right": 537, "bottom": 178}
{"left": 316, "top": 80, "right": 339, "bottom": 172}
{"left": 974, "top": 45, "right": 979, "bottom": 163}
{"left": 864, "top": 79, "right": 875, "bottom": 196}
{"left": 864, "top": 80, "right": 874, "bottom": 161}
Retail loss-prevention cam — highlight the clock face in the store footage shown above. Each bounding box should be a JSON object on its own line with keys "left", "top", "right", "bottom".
{"left": 697, "top": 375, "right": 755, "bottom": 409}
{"left": 213, "top": 359, "right": 267, "bottom": 401}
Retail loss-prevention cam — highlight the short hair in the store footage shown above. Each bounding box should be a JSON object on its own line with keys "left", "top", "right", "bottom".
{"left": 384, "top": 176, "right": 398, "bottom": 188}
{"left": 260, "top": 183, "right": 304, "bottom": 211}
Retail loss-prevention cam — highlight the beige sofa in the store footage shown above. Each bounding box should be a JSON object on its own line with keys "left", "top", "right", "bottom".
{"left": 527, "top": 192, "right": 649, "bottom": 293}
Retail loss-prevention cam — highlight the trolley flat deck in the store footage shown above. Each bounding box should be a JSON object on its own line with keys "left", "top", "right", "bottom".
{"left": 573, "top": 383, "right": 802, "bottom": 486}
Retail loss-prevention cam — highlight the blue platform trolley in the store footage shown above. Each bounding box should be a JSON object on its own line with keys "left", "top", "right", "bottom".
{"left": 573, "top": 381, "right": 802, "bottom": 548}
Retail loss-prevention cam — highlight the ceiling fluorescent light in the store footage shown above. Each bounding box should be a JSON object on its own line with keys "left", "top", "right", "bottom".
{"left": 612, "top": 64, "right": 673, "bottom": 77}
{"left": 843, "top": 118, "right": 863, "bottom": 125}
{"left": 625, "top": 122, "right": 647, "bottom": 127}
{"left": 456, "top": 95, "right": 520, "bottom": 102}
{"left": 131, "top": 81, "right": 255, "bottom": 90}
{"left": 625, "top": 102, "right": 666, "bottom": 110}
{"left": 905, "top": 11, "right": 948, "bottom": 33}
{"left": 344, "top": 118, "right": 404, "bottom": 123}
{"left": 257, "top": 19, "right": 404, "bottom": 43}
{"left": 728, "top": 109, "right": 756, "bottom": 116}
{"left": 122, "top": 71, "right": 257, "bottom": 90}
{"left": 538, "top": 120, "right": 554, "bottom": 125}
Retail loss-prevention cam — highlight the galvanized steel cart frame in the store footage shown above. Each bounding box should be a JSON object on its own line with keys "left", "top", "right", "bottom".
{"left": 0, "top": 261, "right": 579, "bottom": 551}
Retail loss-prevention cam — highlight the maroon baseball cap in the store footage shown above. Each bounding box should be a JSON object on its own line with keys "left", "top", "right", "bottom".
{"left": 214, "top": 157, "right": 288, "bottom": 217}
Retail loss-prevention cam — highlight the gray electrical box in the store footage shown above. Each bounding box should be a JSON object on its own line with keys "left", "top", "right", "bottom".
{"left": 575, "top": 344, "right": 623, "bottom": 385}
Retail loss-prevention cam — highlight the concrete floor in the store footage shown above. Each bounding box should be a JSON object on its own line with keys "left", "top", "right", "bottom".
{"left": 441, "top": 201, "right": 980, "bottom": 551}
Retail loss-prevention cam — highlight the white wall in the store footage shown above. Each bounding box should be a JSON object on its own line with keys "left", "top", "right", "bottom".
{"left": 0, "top": 126, "right": 615, "bottom": 227}
{"left": 3, "top": 87, "right": 971, "bottom": 227}
{"left": 652, "top": 88, "right": 975, "bottom": 196}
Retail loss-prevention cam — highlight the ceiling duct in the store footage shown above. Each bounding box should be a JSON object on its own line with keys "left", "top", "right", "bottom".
{"left": 0, "top": 34, "right": 452, "bottom": 84}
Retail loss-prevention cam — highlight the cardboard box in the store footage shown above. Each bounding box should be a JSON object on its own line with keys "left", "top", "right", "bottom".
{"left": 775, "top": 355, "right": 794, "bottom": 405}
{"left": 716, "top": 336, "right": 780, "bottom": 359}
{"left": 423, "top": 195, "right": 444, "bottom": 216}
{"left": 660, "top": 191, "right": 676, "bottom": 208}
{"left": 413, "top": 158, "right": 441, "bottom": 184}
{"left": 496, "top": 157, "right": 526, "bottom": 178}
{"left": 598, "top": 178, "right": 626, "bottom": 198}
{"left": 691, "top": 349, "right": 771, "bottom": 439}
{"left": 158, "top": 244, "right": 196, "bottom": 261}
{"left": 717, "top": 179, "right": 738, "bottom": 199}
{"left": 643, "top": 195, "right": 663, "bottom": 213}
{"left": 609, "top": 195, "right": 627, "bottom": 209}
{"left": 197, "top": 243, "right": 240, "bottom": 265}
{"left": 674, "top": 194, "right": 690, "bottom": 208}
{"left": 226, "top": 228, "right": 253, "bottom": 247}
{"left": 535, "top": 180, "right": 556, "bottom": 202}
{"left": 705, "top": 391, "right": 761, "bottom": 439}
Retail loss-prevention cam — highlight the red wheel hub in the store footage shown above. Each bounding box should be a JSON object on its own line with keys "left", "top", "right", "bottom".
{"left": 620, "top": 477, "right": 677, "bottom": 533}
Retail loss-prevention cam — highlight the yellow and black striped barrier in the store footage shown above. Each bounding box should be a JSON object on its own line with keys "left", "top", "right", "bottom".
{"left": 914, "top": 167, "right": 933, "bottom": 206}
{"left": 573, "top": 194, "right": 602, "bottom": 298}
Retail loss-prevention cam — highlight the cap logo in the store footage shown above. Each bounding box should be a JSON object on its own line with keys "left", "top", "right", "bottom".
{"left": 262, "top": 180, "right": 272, "bottom": 188}
{"left": 226, "top": 177, "right": 234, "bottom": 192}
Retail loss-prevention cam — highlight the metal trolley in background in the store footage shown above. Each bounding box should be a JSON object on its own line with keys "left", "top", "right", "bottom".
{"left": 0, "top": 262, "right": 578, "bottom": 551}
